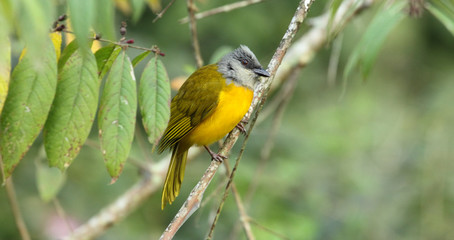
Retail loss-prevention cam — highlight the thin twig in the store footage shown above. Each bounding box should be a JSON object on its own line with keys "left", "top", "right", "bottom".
{"left": 207, "top": 133, "right": 251, "bottom": 239}
{"left": 5, "top": 177, "right": 31, "bottom": 240}
{"left": 179, "top": 0, "right": 266, "bottom": 24}
{"left": 187, "top": 0, "right": 204, "bottom": 68}
{"left": 160, "top": 1, "right": 315, "bottom": 239}
{"left": 59, "top": 30, "right": 164, "bottom": 55}
{"left": 231, "top": 184, "right": 255, "bottom": 239}
{"left": 197, "top": 160, "right": 253, "bottom": 239}
{"left": 91, "top": 38, "right": 163, "bottom": 55}
{"left": 207, "top": 124, "right": 260, "bottom": 240}
{"left": 222, "top": 159, "right": 255, "bottom": 240}
{"left": 153, "top": 0, "right": 177, "bottom": 23}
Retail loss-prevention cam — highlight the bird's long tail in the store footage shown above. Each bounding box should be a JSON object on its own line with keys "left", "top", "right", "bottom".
{"left": 161, "top": 143, "right": 188, "bottom": 209}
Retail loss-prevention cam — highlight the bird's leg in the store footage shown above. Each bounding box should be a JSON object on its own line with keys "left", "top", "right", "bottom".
{"left": 236, "top": 119, "right": 248, "bottom": 134}
{"left": 204, "top": 146, "right": 227, "bottom": 162}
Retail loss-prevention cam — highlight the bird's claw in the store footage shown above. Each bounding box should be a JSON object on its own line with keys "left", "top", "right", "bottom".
{"left": 211, "top": 153, "right": 227, "bottom": 162}
{"left": 236, "top": 120, "right": 248, "bottom": 134}
{"left": 204, "top": 146, "right": 227, "bottom": 162}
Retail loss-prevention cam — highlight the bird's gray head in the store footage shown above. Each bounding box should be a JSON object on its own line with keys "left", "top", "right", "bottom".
{"left": 217, "top": 45, "right": 270, "bottom": 89}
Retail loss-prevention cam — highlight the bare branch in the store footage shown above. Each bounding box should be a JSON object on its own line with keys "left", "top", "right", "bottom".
{"left": 187, "top": 0, "right": 204, "bottom": 68}
{"left": 153, "top": 0, "right": 177, "bottom": 23}
{"left": 206, "top": 159, "right": 256, "bottom": 240}
{"left": 179, "top": 0, "right": 266, "bottom": 24}
{"left": 230, "top": 183, "right": 255, "bottom": 239}
{"left": 223, "top": 159, "right": 255, "bottom": 240}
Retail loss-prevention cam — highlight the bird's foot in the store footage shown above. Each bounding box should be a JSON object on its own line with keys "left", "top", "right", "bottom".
{"left": 204, "top": 146, "right": 227, "bottom": 162}
{"left": 236, "top": 120, "right": 248, "bottom": 134}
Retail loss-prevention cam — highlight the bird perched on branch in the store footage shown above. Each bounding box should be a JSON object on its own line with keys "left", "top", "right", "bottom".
{"left": 158, "top": 45, "right": 270, "bottom": 209}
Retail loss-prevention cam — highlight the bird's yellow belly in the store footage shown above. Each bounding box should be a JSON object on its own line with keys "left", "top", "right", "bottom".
{"left": 184, "top": 84, "right": 254, "bottom": 146}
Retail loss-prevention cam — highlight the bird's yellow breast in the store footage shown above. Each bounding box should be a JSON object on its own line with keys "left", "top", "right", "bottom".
{"left": 183, "top": 83, "right": 254, "bottom": 146}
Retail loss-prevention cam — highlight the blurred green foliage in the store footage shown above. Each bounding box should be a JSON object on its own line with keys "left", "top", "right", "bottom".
{"left": 1, "top": 0, "right": 454, "bottom": 239}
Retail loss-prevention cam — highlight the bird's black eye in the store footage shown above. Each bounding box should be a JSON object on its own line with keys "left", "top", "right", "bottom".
{"left": 241, "top": 59, "right": 248, "bottom": 66}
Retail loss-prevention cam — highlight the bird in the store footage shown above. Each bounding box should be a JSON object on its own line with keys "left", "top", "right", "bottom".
{"left": 157, "top": 45, "right": 270, "bottom": 209}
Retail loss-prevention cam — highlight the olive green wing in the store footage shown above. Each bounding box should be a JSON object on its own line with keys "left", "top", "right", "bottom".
{"left": 157, "top": 65, "right": 224, "bottom": 152}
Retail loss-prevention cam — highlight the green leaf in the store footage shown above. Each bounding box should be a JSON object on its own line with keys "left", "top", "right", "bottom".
{"left": 98, "top": 51, "right": 137, "bottom": 181}
{"left": 132, "top": 51, "right": 151, "bottom": 68}
{"left": 95, "top": 44, "right": 122, "bottom": 80}
{"left": 0, "top": 37, "right": 57, "bottom": 179}
{"left": 68, "top": 0, "right": 95, "bottom": 52}
{"left": 36, "top": 157, "right": 66, "bottom": 202}
{"left": 139, "top": 55, "right": 170, "bottom": 147}
{"left": 93, "top": 0, "right": 115, "bottom": 40}
{"left": 58, "top": 40, "right": 79, "bottom": 71}
{"left": 426, "top": 0, "right": 454, "bottom": 36}
{"left": 0, "top": 28, "right": 11, "bottom": 114}
{"left": 43, "top": 49, "right": 98, "bottom": 170}
{"left": 344, "top": 1, "right": 406, "bottom": 80}
{"left": 209, "top": 46, "right": 234, "bottom": 64}
{"left": 59, "top": 39, "right": 94, "bottom": 70}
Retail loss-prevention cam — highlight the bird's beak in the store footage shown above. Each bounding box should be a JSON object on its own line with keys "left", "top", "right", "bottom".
{"left": 253, "top": 68, "right": 271, "bottom": 77}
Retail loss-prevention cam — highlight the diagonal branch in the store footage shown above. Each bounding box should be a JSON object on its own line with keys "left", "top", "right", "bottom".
{"left": 153, "top": 0, "right": 177, "bottom": 23}
{"left": 160, "top": 1, "right": 315, "bottom": 239}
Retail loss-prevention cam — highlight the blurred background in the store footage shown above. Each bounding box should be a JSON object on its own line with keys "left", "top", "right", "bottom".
{"left": 1, "top": 0, "right": 454, "bottom": 239}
